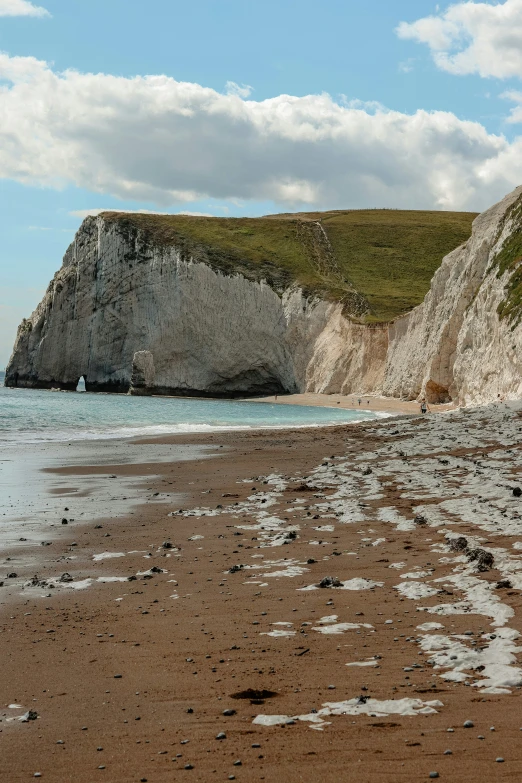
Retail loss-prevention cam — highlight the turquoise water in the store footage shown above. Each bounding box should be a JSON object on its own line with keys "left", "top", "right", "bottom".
{"left": 0, "top": 381, "right": 384, "bottom": 444}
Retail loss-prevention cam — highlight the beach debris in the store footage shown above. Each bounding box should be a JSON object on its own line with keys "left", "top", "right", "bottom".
{"left": 20, "top": 710, "right": 38, "bottom": 722}
{"left": 231, "top": 689, "right": 278, "bottom": 703}
{"left": 496, "top": 579, "right": 513, "bottom": 589}
{"left": 162, "top": 541, "right": 173, "bottom": 549}
{"left": 319, "top": 576, "right": 342, "bottom": 588}
{"left": 448, "top": 536, "right": 468, "bottom": 552}
{"left": 362, "top": 467, "right": 373, "bottom": 475}
{"left": 291, "top": 483, "right": 318, "bottom": 492}
{"left": 229, "top": 565, "right": 244, "bottom": 573}
{"left": 414, "top": 514, "right": 428, "bottom": 526}
{"left": 61, "top": 518, "right": 68, "bottom": 525}
{"left": 513, "top": 487, "right": 522, "bottom": 497}
{"left": 7, "top": 573, "right": 17, "bottom": 579}
{"left": 466, "top": 548, "right": 494, "bottom": 572}
{"left": 59, "top": 573, "right": 73, "bottom": 583}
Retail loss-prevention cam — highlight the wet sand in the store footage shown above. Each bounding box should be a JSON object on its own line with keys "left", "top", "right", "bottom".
{"left": 2, "top": 405, "right": 522, "bottom": 782}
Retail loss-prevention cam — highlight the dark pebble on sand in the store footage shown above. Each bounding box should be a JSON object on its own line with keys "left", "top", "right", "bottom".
{"left": 429, "top": 774, "right": 439, "bottom": 779}
{"left": 216, "top": 732, "right": 226, "bottom": 740}
{"left": 223, "top": 709, "right": 236, "bottom": 716}
{"left": 184, "top": 764, "right": 194, "bottom": 770}
{"left": 496, "top": 758, "right": 505, "bottom": 763}
{"left": 464, "top": 720, "right": 474, "bottom": 728}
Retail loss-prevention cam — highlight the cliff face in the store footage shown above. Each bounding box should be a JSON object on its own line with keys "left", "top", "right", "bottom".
{"left": 6, "top": 188, "right": 522, "bottom": 404}
{"left": 5, "top": 216, "right": 386, "bottom": 396}
{"left": 383, "top": 185, "right": 522, "bottom": 405}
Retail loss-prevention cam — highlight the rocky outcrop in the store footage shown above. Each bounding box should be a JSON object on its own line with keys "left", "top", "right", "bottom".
{"left": 5, "top": 216, "right": 386, "bottom": 397}
{"left": 6, "top": 187, "right": 522, "bottom": 405}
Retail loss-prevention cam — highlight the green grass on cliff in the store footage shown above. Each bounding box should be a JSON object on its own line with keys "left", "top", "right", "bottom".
{"left": 494, "top": 194, "right": 522, "bottom": 328}
{"left": 102, "top": 208, "right": 476, "bottom": 322}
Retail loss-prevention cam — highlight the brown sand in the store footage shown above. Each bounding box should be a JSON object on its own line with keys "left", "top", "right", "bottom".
{"left": 0, "top": 421, "right": 520, "bottom": 782}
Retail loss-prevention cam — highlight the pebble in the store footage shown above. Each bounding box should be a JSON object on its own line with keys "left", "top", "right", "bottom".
{"left": 216, "top": 732, "right": 226, "bottom": 740}
{"left": 233, "top": 760, "right": 242, "bottom": 766}
{"left": 446, "top": 728, "right": 454, "bottom": 733}
{"left": 496, "top": 758, "right": 505, "bottom": 763}
{"left": 34, "top": 775, "right": 42, "bottom": 779}
{"left": 429, "top": 774, "right": 439, "bottom": 780}
{"left": 184, "top": 764, "right": 194, "bottom": 770}
{"left": 444, "top": 750, "right": 452, "bottom": 755}
{"left": 223, "top": 709, "right": 236, "bottom": 716}
{"left": 252, "top": 743, "right": 261, "bottom": 748}
{"left": 463, "top": 720, "right": 474, "bottom": 728}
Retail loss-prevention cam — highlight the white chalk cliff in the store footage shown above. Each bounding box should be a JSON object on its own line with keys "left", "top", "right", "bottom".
{"left": 6, "top": 186, "right": 522, "bottom": 404}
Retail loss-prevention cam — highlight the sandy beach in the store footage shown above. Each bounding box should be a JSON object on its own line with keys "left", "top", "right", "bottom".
{"left": 2, "top": 403, "right": 522, "bottom": 782}
{"left": 250, "top": 393, "right": 456, "bottom": 416}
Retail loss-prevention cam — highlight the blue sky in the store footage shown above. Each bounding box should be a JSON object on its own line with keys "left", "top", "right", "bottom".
{"left": 2, "top": 0, "right": 522, "bottom": 366}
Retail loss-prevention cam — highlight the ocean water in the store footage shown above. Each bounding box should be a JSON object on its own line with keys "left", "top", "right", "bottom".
{"left": 0, "top": 381, "right": 384, "bottom": 444}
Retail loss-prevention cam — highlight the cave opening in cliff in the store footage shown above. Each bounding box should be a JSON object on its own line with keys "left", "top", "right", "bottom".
{"left": 76, "top": 376, "right": 86, "bottom": 392}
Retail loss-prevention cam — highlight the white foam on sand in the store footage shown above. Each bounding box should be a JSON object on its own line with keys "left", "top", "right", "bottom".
{"left": 92, "top": 552, "right": 125, "bottom": 561}
{"left": 346, "top": 659, "right": 379, "bottom": 667}
{"left": 253, "top": 697, "right": 444, "bottom": 731}
{"left": 417, "top": 622, "right": 445, "bottom": 631}
{"left": 394, "top": 581, "right": 440, "bottom": 599}
{"left": 299, "top": 578, "right": 383, "bottom": 592}
{"left": 419, "top": 627, "right": 522, "bottom": 694}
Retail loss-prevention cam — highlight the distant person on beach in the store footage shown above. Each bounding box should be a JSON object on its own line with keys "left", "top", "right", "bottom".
{"left": 420, "top": 399, "right": 429, "bottom": 414}
{"left": 358, "top": 398, "right": 361, "bottom": 406}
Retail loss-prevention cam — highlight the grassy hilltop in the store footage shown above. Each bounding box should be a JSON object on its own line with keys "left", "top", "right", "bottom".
{"left": 103, "top": 208, "right": 477, "bottom": 323}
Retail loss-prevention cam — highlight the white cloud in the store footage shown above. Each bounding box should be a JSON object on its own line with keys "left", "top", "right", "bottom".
{"left": 225, "top": 80, "right": 253, "bottom": 98}
{"left": 0, "top": 0, "right": 49, "bottom": 17}
{"left": 397, "top": 0, "right": 522, "bottom": 79}
{"left": 1, "top": 52, "right": 522, "bottom": 211}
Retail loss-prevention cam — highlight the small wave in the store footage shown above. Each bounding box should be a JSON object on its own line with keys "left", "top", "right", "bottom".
{"left": 0, "top": 415, "right": 380, "bottom": 445}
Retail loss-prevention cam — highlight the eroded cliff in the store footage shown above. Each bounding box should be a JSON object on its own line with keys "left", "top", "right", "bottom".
{"left": 4, "top": 215, "right": 388, "bottom": 396}
{"left": 7, "top": 194, "right": 521, "bottom": 406}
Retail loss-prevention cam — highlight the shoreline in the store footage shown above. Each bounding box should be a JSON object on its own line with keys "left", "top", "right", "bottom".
{"left": 2, "top": 404, "right": 522, "bottom": 780}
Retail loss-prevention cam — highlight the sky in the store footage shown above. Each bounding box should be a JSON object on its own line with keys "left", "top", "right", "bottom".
{"left": 3, "top": 0, "right": 522, "bottom": 366}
